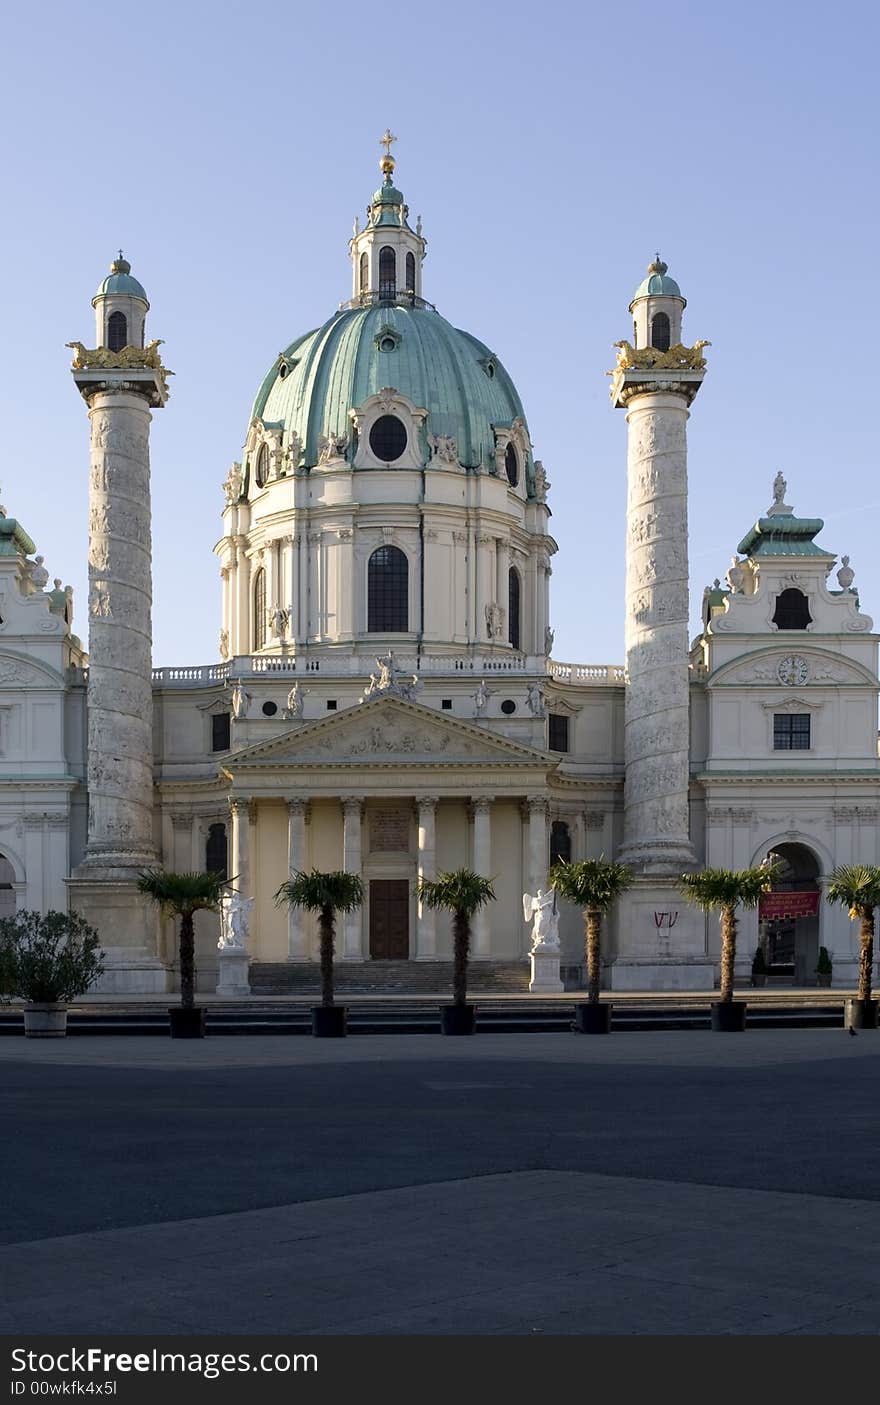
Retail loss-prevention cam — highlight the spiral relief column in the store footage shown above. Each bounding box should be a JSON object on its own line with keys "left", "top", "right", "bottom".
{"left": 67, "top": 255, "right": 171, "bottom": 991}
{"left": 608, "top": 258, "right": 712, "bottom": 989}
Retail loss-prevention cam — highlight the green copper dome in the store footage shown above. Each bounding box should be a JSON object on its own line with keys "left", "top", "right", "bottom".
{"left": 630, "top": 256, "right": 684, "bottom": 307}
{"left": 250, "top": 302, "right": 534, "bottom": 482}
{"left": 93, "top": 254, "right": 148, "bottom": 304}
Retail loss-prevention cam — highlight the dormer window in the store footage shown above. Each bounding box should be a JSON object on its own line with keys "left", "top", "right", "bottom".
{"left": 379, "top": 246, "right": 396, "bottom": 299}
{"left": 255, "top": 442, "right": 270, "bottom": 488}
{"left": 773, "top": 588, "right": 811, "bottom": 630}
{"left": 651, "top": 312, "right": 670, "bottom": 352}
{"left": 505, "top": 442, "right": 519, "bottom": 487}
{"left": 107, "top": 311, "right": 127, "bottom": 351}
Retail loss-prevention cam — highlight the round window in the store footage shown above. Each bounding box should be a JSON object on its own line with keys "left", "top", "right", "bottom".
{"left": 261, "top": 701, "right": 278, "bottom": 717}
{"left": 379, "top": 336, "right": 397, "bottom": 353}
{"left": 369, "top": 414, "right": 408, "bottom": 463}
{"left": 505, "top": 443, "right": 519, "bottom": 487}
{"left": 500, "top": 699, "right": 517, "bottom": 715}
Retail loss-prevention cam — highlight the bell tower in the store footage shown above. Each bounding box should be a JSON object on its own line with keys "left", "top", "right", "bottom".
{"left": 67, "top": 255, "right": 171, "bottom": 991}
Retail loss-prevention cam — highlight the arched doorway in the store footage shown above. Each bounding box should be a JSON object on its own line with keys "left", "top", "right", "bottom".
{"left": 759, "top": 843, "right": 821, "bottom": 985}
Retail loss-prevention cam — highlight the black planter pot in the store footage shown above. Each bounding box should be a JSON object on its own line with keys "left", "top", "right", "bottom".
{"left": 845, "top": 998, "right": 878, "bottom": 1030}
{"left": 441, "top": 1004, "right": 476, "bottom": 1036}
{"left": 169, "top": 1007, "right": 207, "bottom": 1039}
{"left": 574, "top": 1002, "right": 612, "bottom": 1034}
{"left": 312, "top": 1005, "right": 347, "bottom": 1038}
{"left": 710, "top": 1000, "right": 747, "bottom": 1032}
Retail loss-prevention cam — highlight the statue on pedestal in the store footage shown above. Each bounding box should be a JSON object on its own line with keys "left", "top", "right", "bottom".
{"left": 218, "top": 891, "right": 254, "bottom": 950}
{"left": 522, "top": 888, "right": 560, "bottom": 951}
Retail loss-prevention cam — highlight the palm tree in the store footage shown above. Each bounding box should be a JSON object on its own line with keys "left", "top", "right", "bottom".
{"left": 417, "top": 869, "right": 496, "bottom": 1007}
{"left": 826, "top": 863, "right": 880, "bottom": 1006}
{"left": 275, "top": 869, "right": 364, "bottom": 1008}
{"left": 549, "top": 858, "right": 632, "bottom": 1003}
{"left": 137, "top": 869, "right": 228, "bottom": 1009}
{"left": 679, "top": 863, "right": 779, "bottom": 1003}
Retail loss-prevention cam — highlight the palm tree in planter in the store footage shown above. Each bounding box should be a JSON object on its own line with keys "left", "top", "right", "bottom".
{"left": 275, "top": 870, "right": 364, "bottom": 1036}
{"left": 679, "top": 862, "right": 779, "bottom": 1031}
{"left": 826, "top": 864, "right": 880, "bottom": 1028}
{"left": 417, "top": 869, "right": 496, "bottom": 1035}
{"left": 137, "top": 870, "right": 228, "bottom": 1038}
{"left": 549, "top": 858, "right": 632, "bottom": 1033}
{"left": 0, "top": 909, "right": 104, "bottom": 1038}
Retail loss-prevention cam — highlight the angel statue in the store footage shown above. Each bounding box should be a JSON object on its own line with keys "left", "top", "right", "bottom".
{"left": 218, "top": 891, "right": 254, "bottom": 950}
{"left": 522, "top": 887, "right": 560, "bottom": 952}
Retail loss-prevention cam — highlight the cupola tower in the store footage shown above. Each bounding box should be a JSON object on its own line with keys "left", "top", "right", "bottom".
{"left": 347, "top": 130, "right": 427, "bottom": 305}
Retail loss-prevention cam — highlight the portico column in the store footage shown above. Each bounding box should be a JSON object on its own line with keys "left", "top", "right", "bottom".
{"left": 230, "top": 798, "right": 251, "bottom": 894}
{"left": 287, "top": 798, "right": 310, "bottom": 959}
{"left": 342, "top": 797, "right": 364, "bottom": 959}
{"left": 416, "top": 796, "right": 439, "bottom": 959}
{"left": 527, "top": 796, "right": 550, "bottom": 896}
{"left": 471, "top": 796, "right": 493, "bottom": 957}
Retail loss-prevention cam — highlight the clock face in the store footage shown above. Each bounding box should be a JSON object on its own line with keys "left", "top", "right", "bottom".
{"left": 777, "top": 655, "right": 809, "bottom": 687}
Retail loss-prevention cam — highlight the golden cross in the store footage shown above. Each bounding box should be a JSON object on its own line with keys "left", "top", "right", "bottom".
{"left": 380, "top": 128, "right": 397, "bottom": 158}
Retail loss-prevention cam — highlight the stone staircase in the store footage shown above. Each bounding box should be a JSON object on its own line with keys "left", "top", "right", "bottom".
{"left": 249, "top": 960, "right": 531, "bottom": 995}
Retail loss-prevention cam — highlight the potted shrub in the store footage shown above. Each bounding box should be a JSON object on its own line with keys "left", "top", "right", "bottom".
{"left": 815, "top": 945, "right": 833, "bottom": 988}
{"left": 417, "top": 869, "right": 496, "bottom": 1035}
{"left": 549, "top": 857, "right": 632, "bottom": 1033}
{"left": 826, "top": 865, "right": 880, "bottom": 1027}
{"left": 275, "top": 869, "right": 364, "bottom": 1036}
{"left": 751, "top": 945, "right": 768, "bottom": 988}
{"left": 679, "top": 862, "right": 780, "bottom": 1031}
{"left": 0, "top": 909, "right": 105, "bottom": 1037}
{"left": 138, "top": 869, "right": 228, "bottom": 1038}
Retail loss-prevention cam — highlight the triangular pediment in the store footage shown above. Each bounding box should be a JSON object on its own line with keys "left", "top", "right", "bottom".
{"left": 224, "top": 695, "right": 554, "bottom": 770}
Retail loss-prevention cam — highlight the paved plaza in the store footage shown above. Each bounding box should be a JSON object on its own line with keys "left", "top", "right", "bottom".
{"left": 1, "top": 1030, "right": 878, "bottom": 1334}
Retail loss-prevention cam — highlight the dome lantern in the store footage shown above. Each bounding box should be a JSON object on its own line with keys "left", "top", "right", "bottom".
{"left": 629, "top": 254, "right": 686, "bottom": 352}
{"left": 91, "top": 250, "right": 149, "bottom": 350}
{"left": 348, "top": 132, "right": 427, "bottom": 307}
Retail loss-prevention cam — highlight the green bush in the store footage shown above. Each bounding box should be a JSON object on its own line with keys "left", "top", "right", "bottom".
{"left": 816, "top": 945, "right": 833, "bottom": 975}
{"left": 0, "top": 910, "right": 105, "bottom": 1003}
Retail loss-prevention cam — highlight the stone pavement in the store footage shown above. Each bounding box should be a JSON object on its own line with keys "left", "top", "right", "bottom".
{"left": 2, "top": 1031, "right": 878, "bottom": 1335}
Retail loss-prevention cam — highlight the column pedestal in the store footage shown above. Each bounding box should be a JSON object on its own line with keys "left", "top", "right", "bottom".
{"left": 66, "top": 880, "right": 169, "bottom": 993}
{"left": 610, "top": 877, "right": 713, "bottom": 990}
{"left": 216, "top": 947, "right": 251, "bottom": 996}
{"left": 529, "top": 948, "right": 563, "bottom": 993}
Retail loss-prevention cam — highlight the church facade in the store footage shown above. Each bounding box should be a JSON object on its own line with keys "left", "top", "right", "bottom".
{"left": 2, "top": 142, "right": 878, "bottom": 992}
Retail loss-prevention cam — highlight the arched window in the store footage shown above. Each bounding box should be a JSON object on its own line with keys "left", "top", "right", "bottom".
{"left": 508, "top": 567, "right": 521, "bottom": 650}
{"left": 359, "top": 251, "right": 369, "bottom": 293}
{"left": 205, "top": 823, "right": 228, "bottom": 880}
{"left": 255, "top": 443, "right": 270, "bottom": 488}
{"left": 368, "top": 545, "right": 408, "bottom": 632}
{"left": 107, "top": 311, "right": 127, "bottom": 351}
{"left": 253, "top": 569, "right": 266, "bottom": 650}
{"left": 379, "top": 246, "right": 396, "bottom": 298}
{"left": 651, "top": 312, "right": 671, "bottom": 352}
{"left": 505, "top": 442, "right": 519, "bottom": 487}
{"left": 0, "top": 854, "right": 15, "bottom": 918}
{"left": 549, "top": 821, "right": 572, "bottom": 867}
{"left": 773, "top": 588, "right": 811, "bottom": 630}
{"left": 633, "top": 320, "right": 638, "bottom": 348}
{"left": 405, "top": 251, "right": 416, "bottom": 292}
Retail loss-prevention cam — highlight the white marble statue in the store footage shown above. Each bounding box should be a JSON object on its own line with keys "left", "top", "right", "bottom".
{"left": 229, "top": 678, "right": 251, "bottom": 720}
{"left": 473, "top": 679, "right": 493, "bottom": 716}
{"left": 284, "top": 681, "right": 305, "bottom": 718}
{"left": 29, "top": 555, "right": 49, "bottom": 590}
{"left": 363, "top": 651, "right": 420, "bottom": 702}
{"left": 218, "top": 891, "right": 254, "bottom": 950}
{"left": 526, "top": 681, "right": 545, "bottom": 717}
{"left": 522, "top": 887, "right": 560, "bottom": 951}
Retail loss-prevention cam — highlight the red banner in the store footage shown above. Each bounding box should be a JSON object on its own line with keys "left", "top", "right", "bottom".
{"left": 759, "top": 890, "right": 820, "bottom": 920}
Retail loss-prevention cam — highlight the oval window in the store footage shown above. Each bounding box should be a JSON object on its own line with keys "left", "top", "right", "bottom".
{"left": 255, "top": 443, "right": 270, "bottom": 487}
{"left": 500, "top": 699, "right": 517, "bottom": 715}
{"left": 369, "top": 415, "right": 407, "bottom": 463}
{"left": 505, "top": 443, "right": 519, "bottom": 487}
{"left": 380, "top": 336, "right": 397, "bottom": 353}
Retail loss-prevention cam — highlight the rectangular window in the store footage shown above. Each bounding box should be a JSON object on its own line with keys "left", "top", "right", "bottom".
{"left": 548, "top": 713, "right": 570, "bottom": 753}
{"left": 211, "top": 712, "right": 231, "bottom": 752}
{"left": 773, "top": 713, "right": 811, "bottom": 750}
{"left": 441, "top": 699, "right": 452, "bottom": 711}
{"left": 327, "top": 699, "right": 337, "bottom": 711}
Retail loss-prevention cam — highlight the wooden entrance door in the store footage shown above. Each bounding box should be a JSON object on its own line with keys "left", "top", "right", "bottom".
{"left": 369, "top": 879, "right": 410, "bottom": 959}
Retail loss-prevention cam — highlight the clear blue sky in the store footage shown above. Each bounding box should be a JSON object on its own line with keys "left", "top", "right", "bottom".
{"left": 1, "top": 0, "right": 877, "bottom": 667}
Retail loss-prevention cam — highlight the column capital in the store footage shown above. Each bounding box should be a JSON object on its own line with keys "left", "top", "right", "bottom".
{"left": 170, "top": 812, "right": 193, "bottom": 831}
{"left": 229, "top": 797, "right": 251, "bottom": 817}
{"left": 470, "top": 795, "right": 494, "bottom": 817}
{"left": 417, "top": 794, "right": 440, "bottom": 811}
{"left": 583, "top": 809, "right": 606, "bottom": 830}
{"left": 525, "top": 795, "right": 549, "bottom": 817}
{"left": 287, "top": 797, "right": 310, "bottom": 820}
{"left": 342, "top": 795, "right": 365, "bottom": 817}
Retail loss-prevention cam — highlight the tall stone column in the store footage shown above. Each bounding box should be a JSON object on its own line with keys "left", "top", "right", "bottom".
{"left": 608, "top": 260, "right": 713, "bottom": 991}
{"left": 66, "top": 261, "right": 171, "bottom": 992}
{"left": 287, "top": 798, "right": 310, "bottom": 959}
{"left": 526, "top": 796, "right": 550, "bottom": 897}
{"left": 341, "top": 797, "right": 364, "bottom": 959}
{"left": 416, "top": 796, "right": 438, "bottom": 959}
{"left": 230, "top": 798, "right": 251, "bottom": 893}
{"left": 471, "top": 796, "right": 493, "bottom": 957}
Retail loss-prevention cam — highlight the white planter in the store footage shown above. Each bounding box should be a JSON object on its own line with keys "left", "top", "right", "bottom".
{"left": 23, "top": 1003, "right": 68, "bottom": 1038}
